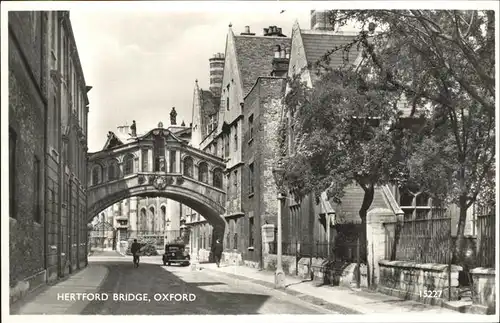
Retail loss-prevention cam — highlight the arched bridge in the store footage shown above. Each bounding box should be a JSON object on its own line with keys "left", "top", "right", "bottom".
{"left": 87, "top": 126, "right": 227, "bottom": 233}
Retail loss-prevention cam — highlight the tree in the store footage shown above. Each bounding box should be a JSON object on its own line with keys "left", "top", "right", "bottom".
{"left": 283, "top": 66, "right": 413, "bottom": 276}
{"left": 293, "top": 9, "right": 495, "bottom": 264}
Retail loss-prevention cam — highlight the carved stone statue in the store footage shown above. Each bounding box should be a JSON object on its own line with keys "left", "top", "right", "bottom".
{"left": 130, "top": 120, "right": 137, "bottom": 137}
{"left": 170, "top": 107, "right": 177, "bottom": 125}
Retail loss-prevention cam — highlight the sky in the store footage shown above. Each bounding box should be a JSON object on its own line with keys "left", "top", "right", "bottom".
{"left": 70, "top": 6, "right": 313, "bottom": 152}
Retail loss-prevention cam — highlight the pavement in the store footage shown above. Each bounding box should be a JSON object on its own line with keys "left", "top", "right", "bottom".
{"left": 197, "top": 263, "right": 466, "bottom": 315}
{"left": 10, "top": 255, "right": 332, "bottom": 315}
{"left": 9, "top": 254, "right": 490, "bottom": 316}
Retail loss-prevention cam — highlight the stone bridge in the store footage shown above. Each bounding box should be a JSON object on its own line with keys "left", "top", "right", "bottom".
{"left": 87, "top": 126, "right": 227, "bottom": 234}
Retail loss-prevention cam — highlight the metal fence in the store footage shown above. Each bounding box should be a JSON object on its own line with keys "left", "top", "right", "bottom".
{"left": 476, "top": 210, "right": 496, "bottom": 268}
{"left": 270, "top": 240, "right": 361, "bottom": 263}
{"left": 384, "top": 205, "right": 496, "bottom": 268}
{"left": 384, "top": 215, "right": 452, "bottom": 264}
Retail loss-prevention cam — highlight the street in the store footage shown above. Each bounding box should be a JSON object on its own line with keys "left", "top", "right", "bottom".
{"left": 80, "top": 257, "right": 332, "bottom": 315}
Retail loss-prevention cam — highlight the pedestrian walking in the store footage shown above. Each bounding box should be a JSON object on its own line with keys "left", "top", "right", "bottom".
{"left": 131, "top": 239, "right": 141, "bottom": 268}
{"left": 212, "top": 239, "right": 223, "bottom": 268}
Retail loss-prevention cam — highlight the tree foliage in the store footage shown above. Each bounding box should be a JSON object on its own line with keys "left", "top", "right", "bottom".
{"left": 283, "top": 9, "right": 495, "bottom": 266}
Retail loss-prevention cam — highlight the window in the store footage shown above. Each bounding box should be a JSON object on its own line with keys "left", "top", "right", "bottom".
{"left": 183, "top": 157, "right": 194, "bottom": 178}
{"left": 398, "top": 186, "right": 437, "bottom": 220}
{"left": 153, "top": 136, "right": 165, "bottom": 172}
{"left": 198, "top": 162, "right": 208, "bottom": 183}
{"left": 248, "top": 114, "right": 254, "bottom": 141}
{"left": 9, "top": 129, "right": 16, "bottom": 219}
{"left": 141, "top": 149, "right": 148, "bottom": 172}
{"left": 91, "top": 165, "right": 100, "bottom": 186}
{"left": 123, "top": 154, "right": 134, "bottom": 175}
{"left": 226, "top": 84, "right": 230, "bottom": 111}
{"left": 234, "top": 124, "right": 238, "bottom": 151}
{"left": 224, "top": 134, "right": 229, "bottom": 158}
{"left": 170, "top": 150, "right": 176, "bottom": 173}
{"left": 233, "top": 233, "right": 238, "bottom": 250}
{"left": 226, "top": 174, "right": 230, "bottom": 196}
{"left": 213, "top": 168, "right": 223, "bottom": 188}
{"left": 248, "top": 163, "right": 254, "bottom": 194}
{"left": 233, "top": 170, "right": 238, "bottom": 195}
{"left": 34, "top": 156, "right": 41, "bottom": 223}
{"left": 249, "top": 217, "right": 255, "bottom": 247}
{"left": 108, "top": 160, "right": 118, "bottom": 181}
{"left": 213, "top": 142, "right": 218, "bottom": 155}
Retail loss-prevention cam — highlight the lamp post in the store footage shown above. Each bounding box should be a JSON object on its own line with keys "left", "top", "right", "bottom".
{"left": 272, "top": 163, "right": 286, "bottom": 289}
{"left": 164, "top": 218, "right": 171, "bottom": 246}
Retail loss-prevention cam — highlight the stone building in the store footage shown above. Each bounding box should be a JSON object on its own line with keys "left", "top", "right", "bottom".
{"left": 9, "top": 11, "right": 90, "bottom": 303}
{"left": 189, "top": 24, "right": 293, "bottom": 266}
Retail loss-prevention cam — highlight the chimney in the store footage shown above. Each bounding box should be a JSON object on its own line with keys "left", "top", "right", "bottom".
{"left": 310, "top": 10, "right": 335, "bottom": 31}
{"left": 263, "top": 25, "right": 287, "bottom": 37}
{"left": 274, "top": 45, "right": 281, "bottom": 58}
{"left": 271, "top": 45, "right": 290, "bottom": 77}
{"left": 240, "top": 25, "right": 256, "bottom": 36}
{"left": 209, "top": 53, "right": 225, "bottom": 97}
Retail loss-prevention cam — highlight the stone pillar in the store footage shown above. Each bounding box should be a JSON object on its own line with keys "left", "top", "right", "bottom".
{"left": 261, "top": 224, "right": 275, "bottom": 256}
{"left": 138, "top": 148, "right": 143, "bottom": 172}
{"left": 366, "top": 208, "right": 397, "bottom": 286}
{"left": 129, "top": 197, "right": 138, "bottom": 233}
{"left": 176, "top": 150, "right": 181, "bottom": 174}
{"left": 148, "top": 149, "right": 153, "bottom": 172}
{"left": 166, "top": 149, "right": 170, "bottom": 173}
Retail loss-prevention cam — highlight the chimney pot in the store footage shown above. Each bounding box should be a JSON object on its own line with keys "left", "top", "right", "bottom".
{"left": 245, "top": 26, "right": 250, "bottom": 33}
{"left": 264, "top": 28, "right": 269, "bottom": 35}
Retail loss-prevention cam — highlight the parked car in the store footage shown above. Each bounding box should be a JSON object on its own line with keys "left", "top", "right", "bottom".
{"left": 163, "top": 243, "right": 190, "bottom": 266}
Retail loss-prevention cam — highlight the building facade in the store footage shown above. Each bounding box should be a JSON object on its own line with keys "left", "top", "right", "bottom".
{"left": 188, "top": 24, "right": 294, "bottom": 267}
{"left": 9, "top": 11, "right": 90, "bottom": 304}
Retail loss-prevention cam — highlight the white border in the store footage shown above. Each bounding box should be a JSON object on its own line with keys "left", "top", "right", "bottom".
{"left": 1, "top": 1, "right": 499, "bottom": 323}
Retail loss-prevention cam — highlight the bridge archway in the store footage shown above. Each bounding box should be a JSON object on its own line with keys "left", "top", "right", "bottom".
{"left": 87, "top": 127, "right": 228, "bottom": 241}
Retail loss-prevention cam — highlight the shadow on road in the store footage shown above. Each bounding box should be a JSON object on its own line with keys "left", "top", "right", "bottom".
{"left": 81, "top": 262, "right": 273, "bottom": 315}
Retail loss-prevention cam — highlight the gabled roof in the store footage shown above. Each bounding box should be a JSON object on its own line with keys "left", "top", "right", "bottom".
{"left": 234, "top": 35, "right": 291, "bottom": 96}
{"left": 102, "top": 132, "right": 125, "bottom": 150}
{"left": 300, "top": 29, "right": 361, "bottom": 83}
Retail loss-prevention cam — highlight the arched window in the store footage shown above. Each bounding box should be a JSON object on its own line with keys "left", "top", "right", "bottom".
{"left": 161, "top": 205, "right": 167, "bottom": 230}
{"left": 108, "top": 160, "right": 119, "bottom": 181}
{"left": 213, "top": 168, "right": 223, "bottom": 188}
{"left": 123, "top": 154, "right": 135, "bottom": 176}
{"left": 140, "top": 208, "right": 147, "bottom": 232}
{"left": 198, "top": 162, "right": 208, "bottom": 183}
{"left": 149, "top": 206, "right": 155, "bottom": 233}
{"left": 91, "top": 165, "right": 101, "bottom": 186}
{"left": 183, "top": 157, "right": 194, "bottom": 178}
{"left": 233, "top": 233, "right": 238, "bottom": 250}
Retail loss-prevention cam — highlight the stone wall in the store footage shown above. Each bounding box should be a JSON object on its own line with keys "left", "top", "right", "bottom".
{"left": 470, "top": 268, "right": 496, "bottom": 314}
{"left": 222, "top": 251, "right": 244, "bottom": 266}
{"left": 263, "top": 254, "right": 297, "bottom": 275}
{"left": 9, "top": 11, "right": 47, "bottom": 298}
{"left": 378, "top": 260, "right": 463, "bottom": 306}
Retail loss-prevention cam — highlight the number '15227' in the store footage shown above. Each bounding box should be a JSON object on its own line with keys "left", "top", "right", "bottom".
{"left": 420, "top": 290, "right": 442, "bottom": 298}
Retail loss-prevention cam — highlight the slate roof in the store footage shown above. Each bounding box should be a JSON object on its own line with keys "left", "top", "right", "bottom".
{"left": 201, "top": 90, "right": 219, "bottom": 117}
{"left": 300, "top": 30, "right": 361, "bottom": 83}
{"left": 233, "top": 35, "right": 291, "bottom": 96}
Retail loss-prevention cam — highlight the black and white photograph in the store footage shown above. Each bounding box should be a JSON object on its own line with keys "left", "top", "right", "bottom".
{"left": 2, "top": 1, "right": 498, "bottom": 321}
